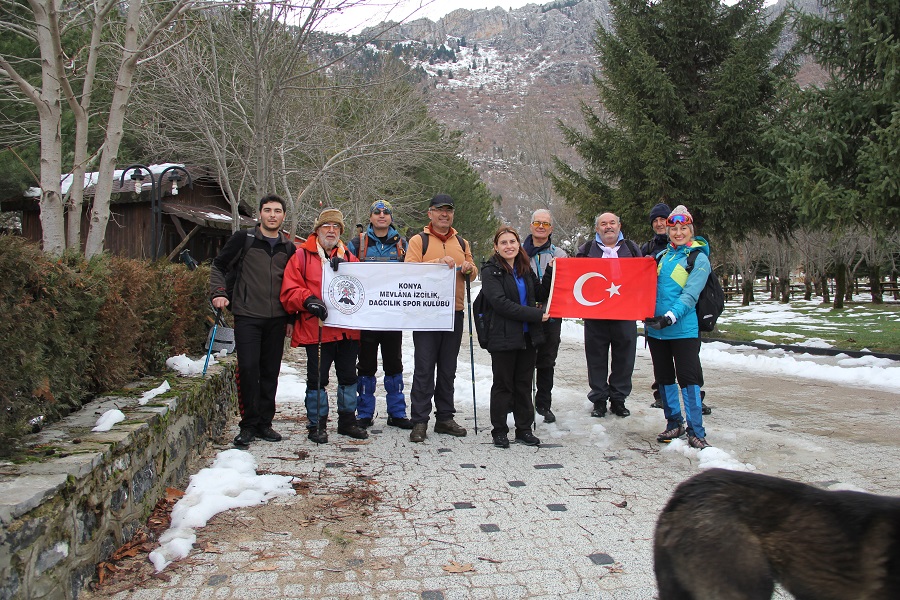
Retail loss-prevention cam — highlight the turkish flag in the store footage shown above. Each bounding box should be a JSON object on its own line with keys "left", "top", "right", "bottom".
{"left": 546, "top": 257, "right": 657, "bottom": 320}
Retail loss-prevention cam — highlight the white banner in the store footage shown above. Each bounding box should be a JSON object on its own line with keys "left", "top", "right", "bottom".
{"left": 320, "top": 262, "right": 457, "bottom": 331}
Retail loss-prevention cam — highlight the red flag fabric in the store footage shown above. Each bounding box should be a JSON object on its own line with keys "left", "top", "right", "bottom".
{"left": 546, "top": 257, "right": 657, "bottom": 320}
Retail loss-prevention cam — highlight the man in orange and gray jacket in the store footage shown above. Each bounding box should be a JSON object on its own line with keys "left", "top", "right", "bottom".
{"left": 404, "top": 194, "right": 478, "bottom": 443}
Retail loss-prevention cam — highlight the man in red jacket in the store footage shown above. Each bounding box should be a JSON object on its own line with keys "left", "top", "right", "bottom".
{"left": 281, "top": 208, "right": 368, "bottom": 444}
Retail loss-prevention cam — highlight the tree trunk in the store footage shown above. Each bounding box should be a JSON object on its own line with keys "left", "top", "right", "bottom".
{"left": 833, "top": 263, "right": 846, "bottom": 309}
{"left": 84, "top": 0, "right": 142, "bottom": 258}
{"left": 869, "top": 266, "right": 882, "bottom": 304}
{"left": 742, "top": 278, "right": 754, "bottom": 306}
{"left": 778, "top": 276, "right": 790, "bottom": 303}
{"left": 803, "top": 272, "right": 813, "bottom": 301}
{"left": 820, "top": 274, "right": 830, "bottom": 305}
{"left": 844, "top": 265, "right": 853, "bottom": 302}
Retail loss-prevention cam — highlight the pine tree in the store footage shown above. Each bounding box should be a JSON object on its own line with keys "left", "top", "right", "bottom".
{"left": 762, "top": 0, "right": 900, "bottom": 308}
{"left": 552, "top": 0, "right": 792, "bottom": 242}
{"left": 766, "top": 0, "right": 899, "bottom": 233}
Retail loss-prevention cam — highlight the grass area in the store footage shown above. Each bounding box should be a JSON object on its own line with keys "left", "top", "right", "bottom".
{"left": 710, "top": 299, "right": 900, "bottom": 354}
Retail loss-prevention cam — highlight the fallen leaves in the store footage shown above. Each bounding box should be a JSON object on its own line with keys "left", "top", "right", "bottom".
{"left": 442, "top": 561, "right": 475, "bottom": 573}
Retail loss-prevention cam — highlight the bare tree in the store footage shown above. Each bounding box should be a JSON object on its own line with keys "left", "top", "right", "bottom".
{"left": 132, "top": 1, "right": 451, "bottom": 237}
{"left": 758, "top": 234, "right": 796, "bottom": 303}
{"left": 728, "top": 233, "right": 766, "bottom": 306}
{"left": 0, "top": 0, "right": 200, "bottom": 256}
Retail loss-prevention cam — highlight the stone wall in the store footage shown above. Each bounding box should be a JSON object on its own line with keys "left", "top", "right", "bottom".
{"left": 0, "top": 361, "right": 237, "bottom": 600}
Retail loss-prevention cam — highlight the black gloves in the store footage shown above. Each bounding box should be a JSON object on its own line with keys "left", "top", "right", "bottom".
{"left": 330, "top": 256, "right": 345, "bottom": 271}
{"left": 304, "top": 296, "right": 328, "bottom": 321}
{"left": 644, "top": 315, "right": 673, "bottom": 330}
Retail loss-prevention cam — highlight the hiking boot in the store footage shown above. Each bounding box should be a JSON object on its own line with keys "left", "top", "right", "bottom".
{"left": 688, "top": 434, "right": 710, "bottom": 449}
{"left": 434, "top": 418, "right": 467, "bottom": 437}
{"left": 702, "top": 403, "right": 712, "bottom": 415}
{"left": 307, "top": 427, "right": 328, "bottom": 444}
{"left": 657, "top": 425, "right": 686, "bottom": 443}
{"left": 337, "top": 412, "right": 369, "bottom": 439}
{"left": 256, "top": 426, "right": 282, "bottom": 442}
{"left": 590, "top": 402, "right": 607, "bottom": 418}
{"left": 514, "top": 430, "right": 541, "bottom": 446}
{"left": 387, "top": 416, "right": 414, "bottom": 430}
{"left": 536, "top": 407, "right": 556, "bottom": 423}
{"left": 610, "top": 401, "right": 630, "bottom": 417}
{"left": 233, "top": 428, "right": 255, "bottom": 447}
{"left": 492, "top": 433, "right": 510, "bottom": 448}
{"left": 409, "top": 422, "right": 427, "bottom": 443}
{"left": 650, "top": 398, "right": 663, "bottom": 409}
{"left": 356, "top": 417, "right": 374, "bottom": 429}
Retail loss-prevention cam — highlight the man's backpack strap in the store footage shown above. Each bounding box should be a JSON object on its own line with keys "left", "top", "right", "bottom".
{"left": 358, "top": 232, "right": 368, "bottom": 258}
{"left": 417, "top": 231, "right": 467, "bottom": 256}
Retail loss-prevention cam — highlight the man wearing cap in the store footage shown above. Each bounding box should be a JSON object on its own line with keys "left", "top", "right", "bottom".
{"left": 404, "top": 194, "right": 477, "bottom": 443}
{"left": 576, "top": 212, "right": 643, "bottom": 419}
{"left": 523, "top": 209, "right": 568, "bottom": 423}
{"left": 211, "top": 194, "right": 295, "bottom": 448}
{"left": 281, "top": 208, "right": 369, "bottom": 443}
{"left": 347, "top": 200, "right": 414, "bottom": 430}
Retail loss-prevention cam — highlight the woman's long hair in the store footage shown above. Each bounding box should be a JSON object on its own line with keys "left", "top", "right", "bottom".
{"left": 492, "top": 226, "right": 531, "bottom": 276}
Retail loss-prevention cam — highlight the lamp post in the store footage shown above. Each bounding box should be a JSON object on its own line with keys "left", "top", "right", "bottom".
{"left": 119, "top": 164, "right": 193, "bottom": 260}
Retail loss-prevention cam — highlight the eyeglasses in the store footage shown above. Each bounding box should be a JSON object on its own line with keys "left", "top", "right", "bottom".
{"left": 666, "top": 214, "right": 692, "bottom": 226}
{"left": 319, "top": 223, "right": 341, "bottom": 230}
{"left": 430, "top": 206, "right": 453, "bottom": 213}
{"left": 371, "top": 209, "right": 391, "bottom": 215}
{"left": 531, "top": 221, "right": 552, "bottom": 228}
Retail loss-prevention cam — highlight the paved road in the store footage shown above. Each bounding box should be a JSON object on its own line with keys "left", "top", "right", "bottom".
{"left": 87, "top": 330, "right": 900, "bottom": 599}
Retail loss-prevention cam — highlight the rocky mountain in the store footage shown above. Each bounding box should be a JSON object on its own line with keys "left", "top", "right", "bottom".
{"left": 356, "top": 0, "right": 824, "bottom": 240}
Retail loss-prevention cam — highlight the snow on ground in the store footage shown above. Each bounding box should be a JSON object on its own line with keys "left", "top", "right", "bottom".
{"left": 153, "top": 304, "right": 898, "bottom": 570}
{"left": 92, "top": 409, "right": 126, "bottom": 432}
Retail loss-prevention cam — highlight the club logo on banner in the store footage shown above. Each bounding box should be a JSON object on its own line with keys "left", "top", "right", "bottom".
{"left": 546, "top": 257, "right": 657, "bottom": 320}
{"left": 327, "top": 275, "right": 365, "bottom": 315}
{"left": 321, "top": 262, "right": 456, "bottom": 331}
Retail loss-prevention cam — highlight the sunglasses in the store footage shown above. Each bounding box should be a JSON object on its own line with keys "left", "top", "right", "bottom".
{"left": 666, "top": 214, "right": 693, "bottom": 226}
{"left": 531, "top": 221, "right": 552, "bottom": 228}
{"left": 319, "top": 223, "right": 341, "bottom": 230}
{"left": 371, "top": 209, "right": 391, "bottom": 215}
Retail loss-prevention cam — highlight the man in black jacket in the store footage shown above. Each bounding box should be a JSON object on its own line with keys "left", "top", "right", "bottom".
{"left": 576, "top": 212, "right": 642, "bottom": 419}
{"left": 210, "top": 194, "right": 295, "bottom": 448}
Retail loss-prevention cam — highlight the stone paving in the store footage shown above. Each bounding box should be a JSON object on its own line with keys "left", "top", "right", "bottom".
{"left": 88, "top": 331, "right": 900, "bottom": 600}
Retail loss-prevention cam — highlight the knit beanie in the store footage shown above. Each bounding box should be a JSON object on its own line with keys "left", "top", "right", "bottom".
{"left": 666, "top": 205, "right": 694, "bottom": 234}
{"left": 649, "top": 202, "right": 672, "bottom": 224}
{"left": 370, "top": 199, "right": 393, "bottom": 214}
{"left": 313, "top": 208, "right": 345, "bottom": 233}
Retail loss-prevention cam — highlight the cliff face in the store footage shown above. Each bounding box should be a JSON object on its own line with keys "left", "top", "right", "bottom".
{"left": 356, "top": 0, "right": 818, "bottom": 232}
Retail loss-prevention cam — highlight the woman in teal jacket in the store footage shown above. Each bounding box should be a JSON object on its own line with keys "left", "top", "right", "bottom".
{"left": 644, "top": 205, "right": 712, "bottom": 449}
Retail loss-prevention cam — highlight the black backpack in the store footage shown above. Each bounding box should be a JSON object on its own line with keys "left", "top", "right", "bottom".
{"left": 657, "top": 250, "right": 724, "bottom": 332}
{"left": 472, "top": 289, "right": 491, "bottom": 349}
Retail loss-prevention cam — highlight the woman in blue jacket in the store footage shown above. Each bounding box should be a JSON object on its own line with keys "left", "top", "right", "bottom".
{"left": 644, "top": 205, "right": 712, "bottom": 449}
{"left": 481, "top": 226, "right": 551, "bottom": 448}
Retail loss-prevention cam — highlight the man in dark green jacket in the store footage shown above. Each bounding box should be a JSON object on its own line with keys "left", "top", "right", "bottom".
{"left": 210, "top": 194, "right": 295, "bottom": 448}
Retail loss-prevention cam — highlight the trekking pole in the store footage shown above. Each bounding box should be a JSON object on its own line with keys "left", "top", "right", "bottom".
{"left": 202, "top": 308, "right": 222, "bottom": 377}
{"left": 315, "top": 319, "right": 324, "bottom": 444}
{"left": 464, "top": 273, "right": 478, "bottom": 434}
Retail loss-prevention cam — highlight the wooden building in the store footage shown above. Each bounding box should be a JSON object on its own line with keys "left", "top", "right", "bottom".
{"left": 0, "top": 164, "right": 256, "bottom": 263}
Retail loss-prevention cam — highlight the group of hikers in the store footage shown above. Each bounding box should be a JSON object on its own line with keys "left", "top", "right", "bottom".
{"left": 209, "top": 193, "right": 714, "bottom": 452}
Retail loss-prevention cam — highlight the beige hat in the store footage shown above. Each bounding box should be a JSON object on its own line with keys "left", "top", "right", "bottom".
{"left": 313, "top": 208, "right": 345, "bottom": 233}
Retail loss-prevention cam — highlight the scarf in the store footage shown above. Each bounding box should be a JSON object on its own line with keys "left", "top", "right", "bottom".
{"left": 595, "top": 231, "right": 624, "bottom": 258}
{"left": 425, "top": 223, "right": 455, "bottom": 243}
{"left": 523, "top": 234, "right": 552, "bottom": 258}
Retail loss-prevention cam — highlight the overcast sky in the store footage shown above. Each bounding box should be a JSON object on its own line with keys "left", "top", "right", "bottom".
{"left": 320, "top": 0, "right": 539, "bottom": 33}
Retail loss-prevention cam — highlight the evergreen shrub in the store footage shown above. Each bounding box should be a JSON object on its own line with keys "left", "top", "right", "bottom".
{"left": 0, "top": 235, "right": 210, "bottom": 455}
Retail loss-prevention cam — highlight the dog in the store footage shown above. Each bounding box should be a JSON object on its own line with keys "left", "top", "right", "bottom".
{"left": 654, "top": 468, "right": 900, "bottom": 600}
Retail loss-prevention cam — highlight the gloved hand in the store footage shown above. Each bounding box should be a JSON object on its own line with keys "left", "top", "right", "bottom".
{"left": 644, "top": 315, "right": 673, "bottom": 330}
{"left": 330, "top": 256, "right": 345, "bottom": 271}
{"left": 304, "top": 296, "right": 328, "bottom": 321}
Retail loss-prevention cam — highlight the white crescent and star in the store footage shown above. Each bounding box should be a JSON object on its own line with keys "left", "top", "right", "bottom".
{"left": 572, "top": 273, "right": 624, "bottom": 306}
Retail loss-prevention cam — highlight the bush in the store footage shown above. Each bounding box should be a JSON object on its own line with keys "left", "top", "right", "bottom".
{"left": 0, "top": 236, "right": 210, "bottom": 455}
